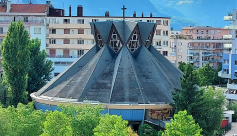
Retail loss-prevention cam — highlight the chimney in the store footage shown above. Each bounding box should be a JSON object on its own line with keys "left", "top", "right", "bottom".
{"left": 69, "top": 5, "right": 71, "bottom": 16}
{"left": 105, "top": 11, "right": 109, "bottom": 17}
{"left": 133, "top": 11, "right": 136, "bottom": 17}
{"left": 6, "top": 0, "right": 11, "bottom": 13}
{"left": 142, "top": 12, "right": 144, "bottom": 17}
{"left": 150, "top": 12, "right": 152, "bottom": 17}
{"left": 171, "top": 27, "right": 173, "bottom": 31}
{"left": 77, "top": 5, "right": 83, "bottom": 17}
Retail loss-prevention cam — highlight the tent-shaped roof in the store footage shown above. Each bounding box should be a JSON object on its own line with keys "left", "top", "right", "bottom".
{"left": 33, "top": 20, "right": 182, "bottom": 104}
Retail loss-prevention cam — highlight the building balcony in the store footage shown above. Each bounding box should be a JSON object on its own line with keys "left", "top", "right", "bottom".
{"left": 47, "top": 34, "right": 94, "bottom": 39}
{"left": 225, "top": 94, "right": 237, "bottom": 100}
{"left": 224, "top": 16, "right": 233, "bottom": 21}
{"left": 218, "top": 71, "right": 231, "bottom": 78}
{"left": 224, "top": 25, "right": 237, "bottom": 29}
{"left": 47, "top": 54, "right": 79, "bottom": 58}
{"left": 0, "top": 20, "right": 44, "bottom": 25}
{"left": 154, "top": 45, "right": 162, "bottom": 49}
{"left": 223, "top": 35, "right": 232, "bottom": 39}
{"left": 227, "top": 83, "right": 237, "bottom": 90}
{"left": 224, "top": 44, "right": 232, "bottom": 48}
{"left": 48, "top": 23, "right": 91, "bottom": 29}
{"left": 46, "top": 44, "right": 93, "bottom": 50}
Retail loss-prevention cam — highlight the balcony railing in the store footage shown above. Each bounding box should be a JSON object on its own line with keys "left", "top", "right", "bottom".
{"left": 224, "top": 44, "right": 232, "bottom": 48}
{"left": 0, "top": 20, "right": 44, "bottom": 24}
{"left": 47, "top": 54, "right": 83, "bottom": 58}
{"left": 218, "top": 71, "right": 231, "bottom": 78}
{"left": 223, "top": 35, "right": 232, "bottom": 39}
{"left": 224, "top": 16, "right": 233, "bottom": 21}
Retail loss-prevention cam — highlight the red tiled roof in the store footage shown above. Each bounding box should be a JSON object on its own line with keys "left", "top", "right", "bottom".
{"left": 0, "top": 4, "right": 46, "bottom": 13}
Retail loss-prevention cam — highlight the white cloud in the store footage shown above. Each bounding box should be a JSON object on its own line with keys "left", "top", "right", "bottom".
{"left": 176, "top": 0, "right": 193, "bottom": 5}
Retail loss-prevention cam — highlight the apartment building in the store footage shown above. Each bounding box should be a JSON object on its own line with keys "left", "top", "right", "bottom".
{"left": 0, "top": 0, "right": 47, "bottom": 51}
{"left": 46, "top": 1, "right": 173, "bottom": 77}
{"left": 170, "top": 26, "right": 232, "bottom": 68}
{"left": 219, "top": 9, "right": 237, "bottom": 101}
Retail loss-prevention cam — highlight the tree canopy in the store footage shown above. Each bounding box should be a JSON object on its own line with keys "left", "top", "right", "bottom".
{"left": 162, "top": 110, "right": 203, "bottom": 136}
{"left": 27, "top": 39, "right": 54, "bottom": 99}
{"left": 1, "top": 21, "right": 30, "bottom": 106}
{"left": 197, "top": 64, "right": 215, "bottom": 87}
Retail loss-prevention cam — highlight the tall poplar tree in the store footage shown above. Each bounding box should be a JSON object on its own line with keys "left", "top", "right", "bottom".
{"left": 27, "top": 39, "right": 54, "bottom": 98}
{"left": 1, "top": 21, "right": 30, "bottom": 106}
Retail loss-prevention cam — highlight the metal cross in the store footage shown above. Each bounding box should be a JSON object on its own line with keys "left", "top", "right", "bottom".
{"left": 121, "top": 5, "right": 127, "bottom": 20}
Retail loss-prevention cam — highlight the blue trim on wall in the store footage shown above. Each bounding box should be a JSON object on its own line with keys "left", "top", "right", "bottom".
{"left": 222, "top": 53, "right": 230, "bottom": 73}
{"left": 231, "top": 54, "right": 237, "bottom": 79}
{"left": 34, "top": 102, "right": 144, "bottom": 121}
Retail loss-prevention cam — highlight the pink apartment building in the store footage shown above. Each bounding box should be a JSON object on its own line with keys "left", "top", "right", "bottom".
{"left": 172, "top": 26, "right": 232, "bottom": 69}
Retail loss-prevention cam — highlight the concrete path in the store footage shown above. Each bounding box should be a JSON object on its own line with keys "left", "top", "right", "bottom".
{"left": 225, "top": 122, "right": 237, "bottom": 136}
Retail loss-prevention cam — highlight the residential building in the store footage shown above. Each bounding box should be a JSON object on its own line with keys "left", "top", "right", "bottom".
{"left": 170, "top": 26, "right": 232, "bottom": 68}
{"left": 46, "top": 2, "right": 173, "bottom": 77}
{"left": 0, "top": 0, "right": 47, "bottom": 51}
{"left": 219, "top": 9, "right": 237, "bottom": 101}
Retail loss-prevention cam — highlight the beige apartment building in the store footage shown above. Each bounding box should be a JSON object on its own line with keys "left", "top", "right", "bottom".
{"left": 46, "top": 2, "right": 174, "bottom": 76}
{"left": 171, "top": 26, "right": 232, "bottom": 69}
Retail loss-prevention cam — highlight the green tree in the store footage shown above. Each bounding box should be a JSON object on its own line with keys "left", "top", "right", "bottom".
{"left": 228, "top": 102, "right": 237, "bottom": 122}
{"left": 93, "top": 114, "right": 129, "bottom": 136}
{"left": 214, "top": 64, "right": 222, "bottom": 85}
{"left": 178, "top": 61, "right": 186, "bottom": 72}
{"left": 162, "top": 110, "right": 203, "bottom": 136}
{"left": 191, "top": 87, "right": 225, "bottom": 135}
{"left": 1, "top": 21, "right": 30, "bottom": 106}
{"left": 0, "top": 102, "right": 46, "bottom": 136}
{"left": 138, "top": 124, "right": 158, "bottom": 136}
{"left": 27, "top": 39, "right": 54, "bottom": 99}
{"left": 41, "top": 110, "right": 72, "bottom": 136}
{"left": 59, "top": 104, "right": 102, "bottom": 136}
{"left": 172, "top": 63, "right": 199, "bottom": 113}
{"left": 197, "top": 64, "right": 215, "bottom": 87}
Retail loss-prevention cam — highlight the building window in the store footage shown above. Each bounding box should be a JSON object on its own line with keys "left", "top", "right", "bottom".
{"left": 211, "top": 30, "right": 214, "bottom": 35}
{"left": 49, "top": 39, "right": 56, "bottom": 44}
{"left": 224, "top": 59, "right": 229, "bottom": 64}
{"left": 34, "top": 28, "right": 41, "bottom": 34}
{"left": 147, "top": 20, "right": 154, "bottom": 22}
{"left": 0, "top": 39, "right": 3, "bottom": 45}
{"left": 64, "top": 29, "right": 70, "bottom": 34}
{"left": 178, "top": 42, "right": 182, "bottom": 45}
{"left": 77, "top": 19, "right": 84, "bottom": 24}
{"left": 178, "top": 49, "right": 182, "bottom": 52}
{"left": 23, "top": 16, "right": 28, "bottom": 22}
{"left": 217, "top": 30, "right": 221, "bottom": 33}
{"left": 92, "top": 19, "right": 99, "bottom": 22}
{"left": 49, "top": 29, "right": 56, "bottom": 34}
{"left": 163, "top": 41, "right": 168, "bottom": 46}
{"left": 163, "top": 30, "right": 168, "bottom": 36}
{"left": 91, "top": 40, "right": 95, "bottom": 44}
{"left": 49, "top": 18, "right": 56, "bottom": 24}
{"left": 178, "top": 55, "right": 182, "bottom": 59}
{"left": 197, "top": 36, "right": 202, "bottom": 39}
{"left": 106, "top": 19, "right": 113, "bottom": 21}
{"left": 78, "top": 29, "right": 84, "bottom": 34}
{"left": 235, "top": 60, "right": 237, "bottom": 65}
{"left": 78, "top": 50, "right": 84, "bottom": 57}
{"left": 63, "top": 39, "right": 70, "bottom": 44}
{"left": 236, "top": 30, "right": 237, "bottom": 38}
{"left": 54, "top": 73, "right": 60, "bottom": 77}
{"left": 162, "top": 51, "right": 168, "bottom": 56}
{"left": 156, "top": 30, "right": 161, "bottom": 35}
{"left": 156, "top": 20, "right": 161, "bottom": 25}
{"left": 163, "top": 20, "right": 168, "bottom": 26}
{"left": 156, "top": 41, "right": 161, "bottom": 46}
{"left": 78, "top": 39, "right": 84, "bottom": 44}
{"left": 63, "top": 19, "right": 70, "bottom": 24}
{"left": 0, "top": 27, "right": 3, "bottom": 34}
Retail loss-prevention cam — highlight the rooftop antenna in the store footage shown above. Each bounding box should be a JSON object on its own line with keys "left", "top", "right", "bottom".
{"left": 63, "top": 3, "right": 64, "bottom": 10}
{"left": 121, "top": 5, "right": 127, "bottom": 20}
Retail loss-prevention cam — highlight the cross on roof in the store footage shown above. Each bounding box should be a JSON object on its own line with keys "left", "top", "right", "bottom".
{"left": 121, "top": 5, "right": 127, "bottom": 20}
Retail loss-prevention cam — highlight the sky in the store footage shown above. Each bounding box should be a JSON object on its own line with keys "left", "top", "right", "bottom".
{"left": 12, "top": 0, "right": 237, "bottom": 30}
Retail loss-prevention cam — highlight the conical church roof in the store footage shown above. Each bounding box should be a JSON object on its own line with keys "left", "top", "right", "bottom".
{"left": 34, "top": 20, "right": 182, "bottom": 104}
